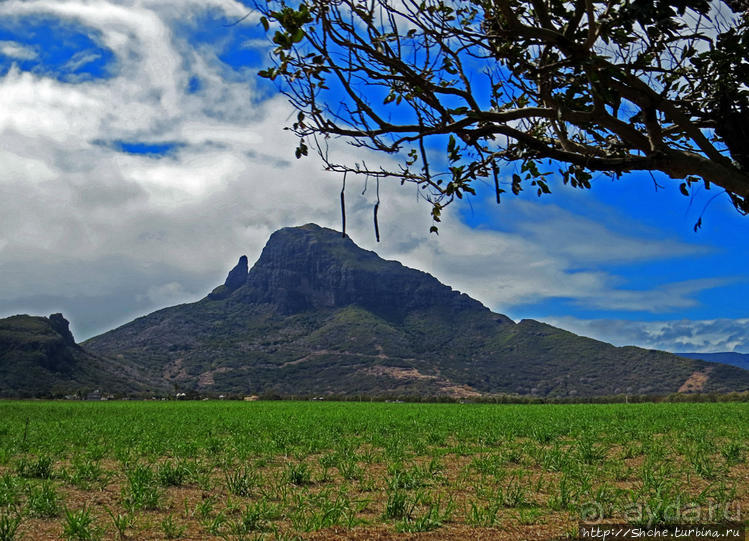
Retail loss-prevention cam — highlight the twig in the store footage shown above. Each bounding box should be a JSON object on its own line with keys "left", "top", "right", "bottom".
{"left": 340, "top": 171, "right": 347, "bottom": 238}
{"left": 374, "top": 177, "right": 381, "bottom": 242}
{"left": 223, "top": 11, "right": 252, "bottom": 27}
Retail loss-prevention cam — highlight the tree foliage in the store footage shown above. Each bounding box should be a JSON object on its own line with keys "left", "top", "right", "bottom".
{"left": 257, "top": 0, "right": 749, "bottom": 228}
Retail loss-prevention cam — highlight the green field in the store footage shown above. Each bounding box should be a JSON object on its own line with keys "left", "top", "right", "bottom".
{"left": 0, "top": 401, "right": 746, "bottom": 540}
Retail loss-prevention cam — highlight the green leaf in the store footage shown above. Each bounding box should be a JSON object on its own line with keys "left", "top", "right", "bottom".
{"left": 292, "top": 28, "right": 306, "bottom": 43}
{"left": 272, "top": 30, "right": 290, "bottom": 48}
{"left": 447, "top": 135, "right": 461, "bottom": 162}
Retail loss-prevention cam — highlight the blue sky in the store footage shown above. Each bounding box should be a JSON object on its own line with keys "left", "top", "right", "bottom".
{"left": 0, "top": 15, "right": 115, "bottom": 81}
{"left": 0, "top": 1, "right": 747, "bottom": 353}
{"left": 460, "top": 173, "right": 749, "bottom": 320}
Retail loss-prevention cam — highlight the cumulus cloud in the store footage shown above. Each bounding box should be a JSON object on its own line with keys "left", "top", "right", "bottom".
{"left": 365, "top": 204, "right": 715, "bottom": 316}
{"left": 540, "top": 316, "right": 749, "bottom": 353}
{"left": 0, "top": 0, "right": 736, "bottom": 342}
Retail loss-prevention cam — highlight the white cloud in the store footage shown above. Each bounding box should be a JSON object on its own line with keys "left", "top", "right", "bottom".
{"left": 540, "top": 316, "right": 749, "bottom": 353}
{"left": 0, "top": 0, "right": 736, "bottom": 341}
{"left": 575, "top": 278, "right": 735, "bottom": 313}
{"left": 359, "top": 204, "right": 713, "bottom": 315}
{"left": 506, "top": 200, "right": 707, "bottom": 264}
{"left": 0, "top": 40, "right": 37, "bottom": 60}
{"left": 138, "top": 281, "right": 191, "bottom": 306}
{"left": 63, "top": 51, "right": 102, "bottom": 73}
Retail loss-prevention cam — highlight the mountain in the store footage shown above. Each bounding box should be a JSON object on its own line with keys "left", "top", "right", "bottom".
{"left": 677, "top": 352, "right": 749, "bottom": 372}
{"left": 84, "top": 224, "right": 749, "bottom": 398}
{"left": 0, "top": 313, "right": 145, "bottom": 397}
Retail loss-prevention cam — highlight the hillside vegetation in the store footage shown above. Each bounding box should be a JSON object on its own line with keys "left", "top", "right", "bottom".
{"left": 83, "top": 224, "right": 749, "bottom": 398}
{"left": 0, "top": 314, "right": 144, "bottom": 397}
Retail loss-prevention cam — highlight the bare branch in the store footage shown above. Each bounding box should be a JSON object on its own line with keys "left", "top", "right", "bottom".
{"left": 257, "top": 0, "right": 749, "bottom": 219}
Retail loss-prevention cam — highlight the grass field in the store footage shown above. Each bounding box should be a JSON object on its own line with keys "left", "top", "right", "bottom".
{"left": 0, "top": 400, "right": 746, "bottom": 540}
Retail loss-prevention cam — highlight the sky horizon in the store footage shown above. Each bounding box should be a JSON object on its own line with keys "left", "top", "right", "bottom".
{"left": 0, "top": 0, "right": 747, "bottom": 354}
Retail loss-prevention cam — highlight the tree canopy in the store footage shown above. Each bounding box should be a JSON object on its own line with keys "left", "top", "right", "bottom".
{"left": 257, "top": 0, "right": 749, "bottom": 230}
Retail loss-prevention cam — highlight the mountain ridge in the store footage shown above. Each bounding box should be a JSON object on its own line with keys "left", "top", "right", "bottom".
{"left": 80, "top": 224, "right": 749, "bottom": 398}
{"left": 677, "top": 352, "right": 749, "bottom": 371}
{"left": 0, "top": 313, "right": 146, "bottom": 397}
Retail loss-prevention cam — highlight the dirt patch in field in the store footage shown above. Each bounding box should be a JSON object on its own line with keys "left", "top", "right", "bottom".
{"left": 678, "top": 367, "right": 713, "bottom": 393}
{"left": 305, "top": 522, "right": 573, "bottom": 540}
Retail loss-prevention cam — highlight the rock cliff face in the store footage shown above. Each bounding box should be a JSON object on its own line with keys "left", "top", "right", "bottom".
{"left": 224, "top": 255, "right": 249, "bottom": 290}
{"left": 235, "top": 224, "right": 496, "bottom": 320}
{"left": 48, "top": 313, "right": 76, "bottom": 345}
{"left": 83, "top": 224, "right": 749, "bottom": 398}
{"left": 0, "top": 314, "right": 144, "bottom": 397}
{"left": 208, "top": 255, "right": 249, "bottom": 299}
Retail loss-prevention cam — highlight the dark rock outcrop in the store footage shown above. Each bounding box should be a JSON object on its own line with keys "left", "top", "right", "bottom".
{"left": 237, "top": 224, "right": 498, "bottom": 320}
{"left": 225, "top": 255, "right": 249, "bottom": 290}
{"left": 49, "top": 313, "right": 76, "bottom": 345}
{"left": 209, "top": 255, "right": 249, "bottom": 299}
{"left": 0, "top": 313, "right": 144, "bottom": 397}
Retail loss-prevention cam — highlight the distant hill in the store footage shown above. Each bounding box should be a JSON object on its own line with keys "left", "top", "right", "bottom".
{"left": 83, "top": 224, "right": 749, "bottom": 398}
{"left": 0, "top": 313, "right": 147, "bottom": 397}
{"left": 677, "top": 352, "right": 749, "bottom": 371}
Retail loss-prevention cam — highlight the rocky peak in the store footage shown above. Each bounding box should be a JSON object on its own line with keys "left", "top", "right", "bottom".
{"left": 231, "top": 223, "right": 492, "bottom": 320}
{"left": 49, "top": 313, "right": 76, "bottom": 345}
{"left": 224, "top": 255, "right": 249, "bottom": 290}
{"left": 208, "top": 255, "right": 249, "bottom": 300}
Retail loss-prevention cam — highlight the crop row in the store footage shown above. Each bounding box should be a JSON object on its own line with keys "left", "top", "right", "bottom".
{"left": 0, "top": 401, "right": 745, "bottom": 539}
